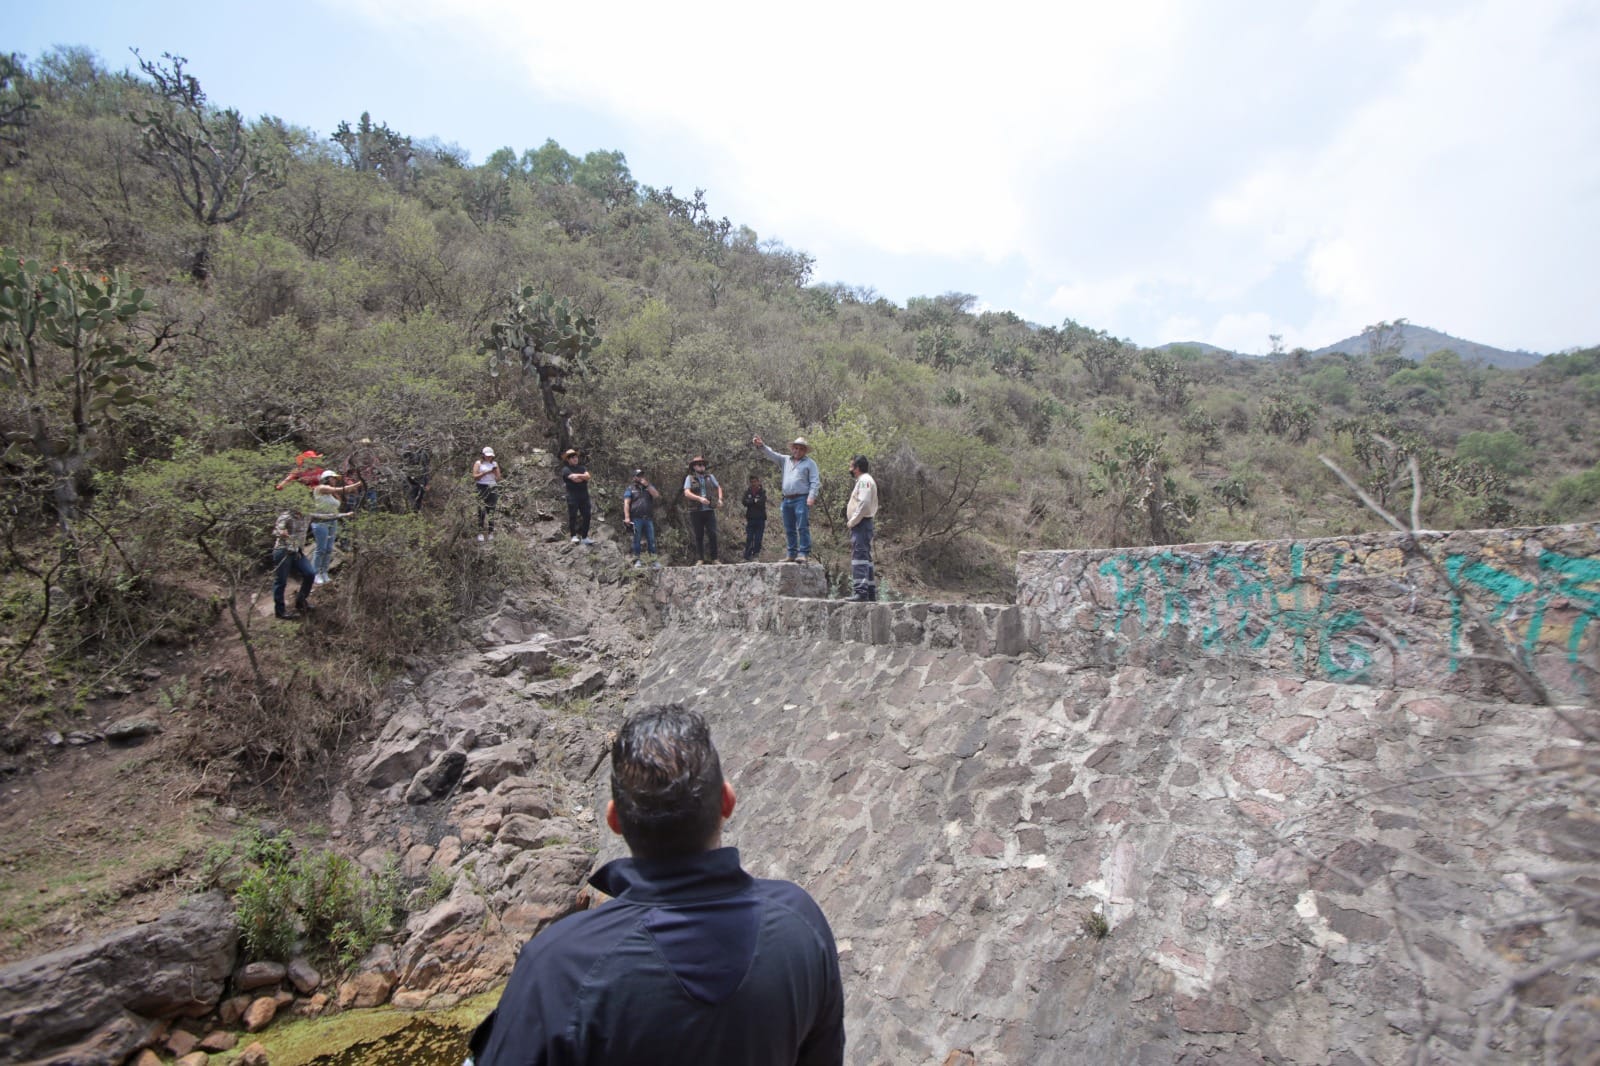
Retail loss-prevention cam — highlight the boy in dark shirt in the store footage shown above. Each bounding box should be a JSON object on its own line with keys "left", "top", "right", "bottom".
{"left": 742, "top": 475, "right": 767, "bottom": 561}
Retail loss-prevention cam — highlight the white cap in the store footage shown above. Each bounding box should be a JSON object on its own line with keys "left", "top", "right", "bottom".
{"left": 482, "top": 447, "right": 495, "bottom": 457}
{"left": 318, "top": 469, "right": 337, "bottom": 481}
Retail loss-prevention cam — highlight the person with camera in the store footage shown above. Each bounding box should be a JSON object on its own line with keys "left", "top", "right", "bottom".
{"left": 622, "top": 470, "right": 661, "bottom": 569}
{"left": 682, "top": 456, "right": 723, "bottom": 565}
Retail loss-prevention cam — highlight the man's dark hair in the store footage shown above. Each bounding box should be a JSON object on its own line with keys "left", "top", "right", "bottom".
{"left": 610, "top": 704, "right": 724, "bottom": 860}
{"left": 851, "top": 455, "right": 870, "bottom": 474}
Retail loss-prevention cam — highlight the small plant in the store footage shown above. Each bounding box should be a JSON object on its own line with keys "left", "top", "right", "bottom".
{"left": 196, "top": 838, "right": 241, "bottom": 891}
{"left": 1082, "top": 911, "right": 1110, "bottom": 940}
{"left": 739, "top": 659, "right": 752, "bottom": 671}
{"left": 418, "top": 868, "right": 455, "bottom": 908}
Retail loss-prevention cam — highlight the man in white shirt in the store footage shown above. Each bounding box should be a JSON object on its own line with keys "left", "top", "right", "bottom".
{"left": 845, "top": 455, "right": 878, "bottom": 602}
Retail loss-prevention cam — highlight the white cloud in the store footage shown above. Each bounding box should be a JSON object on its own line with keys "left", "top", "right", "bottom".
{"left": 330, "top": 0, "right": 1600, "bottom": 352}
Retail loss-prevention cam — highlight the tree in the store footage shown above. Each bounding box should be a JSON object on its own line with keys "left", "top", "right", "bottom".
{"left": 1261, "top": 395, "right": 1316, "bottom": 442}
{"left": 131, "top": 52, "right": 288, "bottom": 278}
{"left": 480, "top": 286, "right": 602, "bottom": 454}
{"left": 572, "top": 149, "right": 635, "bottom": 209}
{"left": 331, "top": 112, "right": 414, "bottom": 188}
{"left": 1361, "top": 317, "right": 1409, "bottom": 362}
{"left": 0, "top": 53, "right": 37, "bottom": 166}
{"left": 1071, "top": 330, "right": 1135, "bottom": 394}
{"left": 521, "top": 138, "right": 577, "bottom": 184}
{"left": 0, "top": 250, "right": 157, "bottom": 535}
{"left": 1139, "top": 348, "right": 1192, "bottom": 410}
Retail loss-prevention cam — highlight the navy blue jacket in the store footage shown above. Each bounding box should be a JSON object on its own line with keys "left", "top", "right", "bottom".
{"left": 472, "top": 847, "right": 845, "bottom": 1066}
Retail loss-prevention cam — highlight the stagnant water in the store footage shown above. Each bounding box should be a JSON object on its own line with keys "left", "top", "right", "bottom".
{"left": 304, "top": 1016, "right": 471, "bottom": 1065}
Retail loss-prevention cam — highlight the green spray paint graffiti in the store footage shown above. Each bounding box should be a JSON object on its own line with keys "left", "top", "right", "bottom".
{"left": 1446, "top": 550, "right": 1600, "bottom": 689}
{"left": 1091, "top": 543, "right": 1599, "bottom": 690}
{"left": 1096, "top": 543, "right": 1382, "bottom": 683}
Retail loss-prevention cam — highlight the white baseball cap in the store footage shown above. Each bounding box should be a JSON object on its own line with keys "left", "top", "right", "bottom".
{"left": 482, "top": 447, "right": 495, "bottom": 457}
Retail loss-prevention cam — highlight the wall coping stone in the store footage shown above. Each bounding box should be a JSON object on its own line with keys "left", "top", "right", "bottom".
{"left": 655, "top": 523, "right": 1600, "bottom": 700}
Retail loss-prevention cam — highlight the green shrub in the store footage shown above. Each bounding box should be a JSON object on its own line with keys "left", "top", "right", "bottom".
{"left": 1456, "top": 430, "right": 1531, "bottom": 476}
{"left": 1546, "top": 463, "right": 1600, "bottom": 520}
{"left": 230, "top": 829, "right": 405, "bottom": 966}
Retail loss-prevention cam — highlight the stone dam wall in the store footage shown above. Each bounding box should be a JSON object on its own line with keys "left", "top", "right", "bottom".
{"left": 639, "top": 524, "right": 1599, "bottom": 1064}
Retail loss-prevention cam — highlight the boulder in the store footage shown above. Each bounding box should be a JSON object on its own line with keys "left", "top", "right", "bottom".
{"left": 0, "top": 892, "right": 237, "bottom": 1065}
{"left": 200, "top": 1029, "right": 239, "bottom": 1051}
{"left": 164, "top": 1027, "right": 199, "bottom": 1056}
{"left": 526, "top": 665, "right": 606, "bottom": 703}
{"left": 405, "top": 748, "right": 468, "bottom": 804}
{"left": 242, "top": 994, "right": 278, "bottom": 1032}
{"left": 218, "top": 993, "right": 253, "bottom": 1026}
{"left": 480, "top": 639, "right": 555, "bottom": 677}
{"left": 337, "top": 971, "right": 397, "bottom": 1009}
{"left": 286, "top": 957, "right": 322, "bottom": 994}
{"left": 235, "top": 959, "right": 286, "bottom": 991}
{"left": 238, "top": 1041, "right": 271, "bottom": 1065}
{"left": 105, "top": 716, "right": 162, "bottom": 743}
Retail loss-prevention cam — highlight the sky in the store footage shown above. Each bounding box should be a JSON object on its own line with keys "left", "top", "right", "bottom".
{"left": 8, "top": 0, "right": 1598, "bottom": 355}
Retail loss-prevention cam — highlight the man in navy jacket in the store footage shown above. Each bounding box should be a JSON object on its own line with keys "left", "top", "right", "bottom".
{"left": 470, "top": 704, "right": 846, "bottom": 1066}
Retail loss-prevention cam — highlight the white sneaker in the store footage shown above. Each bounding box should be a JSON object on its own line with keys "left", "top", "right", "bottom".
{"left": 476, "top": 533, "right": 485, "bottom": 542}
{"left": 631, "top": 559, "right": 642, "bottom": 569}
{"left": 581, "top": 537, "right": 595, "bottom": 546}
{"left": 570, "top": 535, "right": 580, "bottom": 544}
{"left": 651, "top": 560, "right": 661, "bottom": 570}
{"left": 487, "top": 532, "right": 495, "bottom": 541}
{"left": 314, "top": 574, "right": 328, "bottom": 586}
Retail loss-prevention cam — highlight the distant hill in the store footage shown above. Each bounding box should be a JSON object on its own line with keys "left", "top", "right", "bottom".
{"left": 1311, "top": 324, "right": 1542, "bottom": 369}
{"left": 1158, "top": 324, "right": 1544, "bottom": 369}
{"left": 1155, "top": 341, "right": 1237, "bottom": 358}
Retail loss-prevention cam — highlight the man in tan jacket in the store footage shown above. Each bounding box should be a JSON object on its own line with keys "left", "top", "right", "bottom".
{"left": 845, "top": 455, "right": 878, "bottom": 602}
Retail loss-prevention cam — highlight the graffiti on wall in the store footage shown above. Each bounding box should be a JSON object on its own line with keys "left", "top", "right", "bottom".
{"left": 1091, "top": 543, "right": 1600, "bottom": 690}
{"left": 1096, "top": 544, "right": 1381, "bottom": 683}
{"left": 1447, "top": 551, "right": 1600, "bottom": 688}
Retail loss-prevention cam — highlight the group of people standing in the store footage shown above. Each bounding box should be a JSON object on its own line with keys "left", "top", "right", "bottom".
{"left": 274, "top": 431, "right": 881, "bottom": 616}
{"left": 270, "top": 450, "right": 365, "bottom": 621}
{"left": 574, "top": 434, "right": 878, "bottom": 600}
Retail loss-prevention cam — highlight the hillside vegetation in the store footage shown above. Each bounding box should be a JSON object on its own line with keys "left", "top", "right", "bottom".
{"left": 1, "top": 45, "right": 1597, "bottom": 756}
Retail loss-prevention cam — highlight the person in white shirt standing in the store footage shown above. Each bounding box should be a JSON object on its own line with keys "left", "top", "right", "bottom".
{"left": 473, "top": 447, "right": 503, "bottom": 542}
{"left": 845, "top": 455, "right": 878, "bottom": 602}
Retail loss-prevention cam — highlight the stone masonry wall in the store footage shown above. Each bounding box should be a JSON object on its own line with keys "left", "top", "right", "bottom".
{"left": 633, "top": 524, "right": 1600, "bottom": 1063}
{"left": 1018, "top": 523, "right": 1600, "bottom": 703}
{"left": 636, "top": 629, "right": 1596, "bottom": 1065}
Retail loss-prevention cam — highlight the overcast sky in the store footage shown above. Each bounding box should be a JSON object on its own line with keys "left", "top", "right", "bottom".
{"left": 9, "top": 0, "right": 1598, "bottom": 354}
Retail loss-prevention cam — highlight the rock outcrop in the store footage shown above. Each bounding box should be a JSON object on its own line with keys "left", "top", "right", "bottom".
{"left": 0, "top": 893, "right": 237, "bottom": 1065}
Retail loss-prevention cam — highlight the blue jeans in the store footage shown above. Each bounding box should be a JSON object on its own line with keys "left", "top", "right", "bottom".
{"left": 630, "top": 517, "right": 656, "bottom": 557}
{"left": 781, "top": 497, "right": 811, "bottom": 558}
{"left": 744, "top": 517, "right": 765, "bottom": 560}
{"left": 272, "top": 548, "right": 315, "bottom": 614}
{"left": 311, "top": 521, "right": 336, "bottom": 577}
{"left": 850, "top": 518, "right": 876, "bottom": 599}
